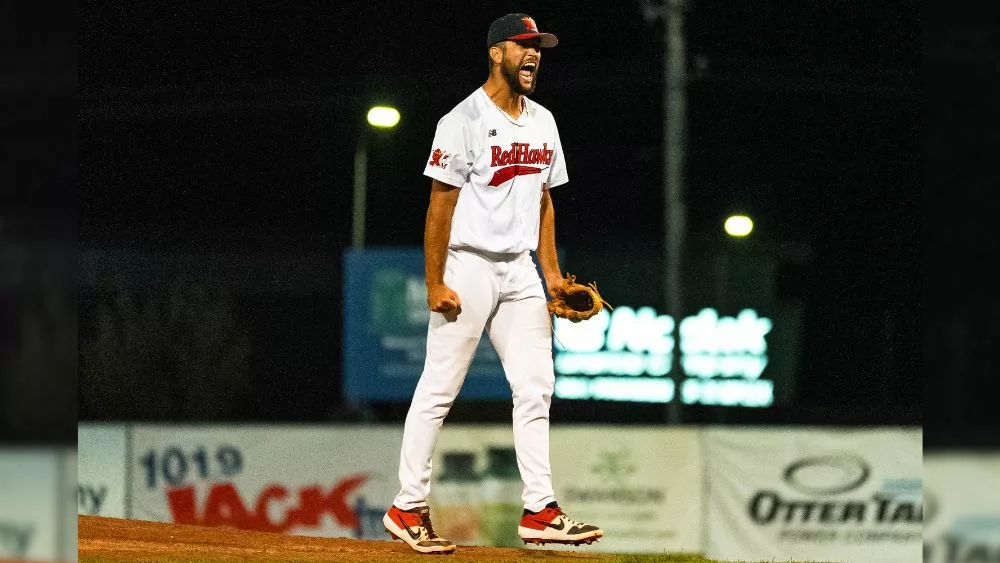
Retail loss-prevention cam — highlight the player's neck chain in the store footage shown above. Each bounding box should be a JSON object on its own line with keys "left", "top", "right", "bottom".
{"left": 482, "top": 85, "right": 524, "bottom": 121}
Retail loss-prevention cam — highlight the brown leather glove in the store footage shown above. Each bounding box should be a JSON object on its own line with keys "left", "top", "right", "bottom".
{"left": 546, "top": 273, "right": 612, "bottom": 323}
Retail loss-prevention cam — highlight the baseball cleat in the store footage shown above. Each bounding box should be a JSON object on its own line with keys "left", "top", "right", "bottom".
{"left": 383, "top": 505, "right": 456, "bottom": 554}
{"left": 517, "top": 502, "right": 604, "bottom": 545}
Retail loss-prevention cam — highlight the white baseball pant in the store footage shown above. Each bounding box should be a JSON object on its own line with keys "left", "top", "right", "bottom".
{"left": 393, "top": 247, "right": 556, "bottom": 513}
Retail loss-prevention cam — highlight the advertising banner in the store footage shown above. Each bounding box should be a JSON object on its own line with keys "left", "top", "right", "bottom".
{"left": 553, "top": 307, "right": 780, "bottom": 407}
{"left": 342, "top": 248, "right": 510, "bottom": 402}
{"left": 705, "top": 427, "right": 922, "bottom": 563}
{"left": 130, "top": 424, "right": 403, "bottom": 540}
{"left": 0, "top": 449, "right": 62, "bottom": 560}
{"left": 924, "top": 452, "right": 1000, "bottom": 562}
{"left": 61, "top": 448, "right": 79, "bottom": 561}
{"left": 430, "top": 425, "right": 703, "bottom": 553}
{"left": 77, "top": 423, "right": 128, "bottom": 517}
{"left": 343, "top": 247, "right": 797, "bottom": 410}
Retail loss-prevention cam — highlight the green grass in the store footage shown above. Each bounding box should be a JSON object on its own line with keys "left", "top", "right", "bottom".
{"left": 80, "top": 555, "right": 835, "bottom": 563}
{"left": 613, "top": 555, "right": 836, "bottom": 563}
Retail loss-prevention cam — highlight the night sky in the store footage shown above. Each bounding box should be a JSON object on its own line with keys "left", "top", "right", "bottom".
{"left": 77, "top": 1, "right": 922, "bottom": 424}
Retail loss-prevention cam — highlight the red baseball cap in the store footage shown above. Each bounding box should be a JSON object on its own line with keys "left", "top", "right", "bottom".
{"left": 487, "top": 13, "right": 558, "bottom": 48}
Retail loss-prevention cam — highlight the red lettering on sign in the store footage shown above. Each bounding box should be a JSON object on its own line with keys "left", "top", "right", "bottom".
{"left": 165, "top": 475, "right": 368, "bottom": 533}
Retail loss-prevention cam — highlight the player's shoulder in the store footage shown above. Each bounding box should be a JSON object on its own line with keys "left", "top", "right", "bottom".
{"left": 525, "top": 97, "right": 558, "bottom": 123}
{"left": 437, "top": 89, "right": 487, "bottom": 128}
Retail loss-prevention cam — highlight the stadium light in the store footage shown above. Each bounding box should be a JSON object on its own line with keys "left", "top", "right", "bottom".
{"left": 724, "top": 214, "right": 754, "bottom": 238}
{"left": 354, "top": 106, "right": 401, "bottom": 248}
{"left": 366, "top": 106, "right": 400, "bottom": 128}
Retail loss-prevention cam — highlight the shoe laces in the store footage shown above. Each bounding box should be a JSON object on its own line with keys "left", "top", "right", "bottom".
{"left": 419, "top": 511, "right": 440, "bottom": 539}
{"left": 550, "top": 507, "right": 584, "bottom": 528}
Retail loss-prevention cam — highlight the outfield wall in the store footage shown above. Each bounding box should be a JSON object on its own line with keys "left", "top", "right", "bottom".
{"left": 75, "top": 423, "right": 963, "bottom": 563}
{"left": 0, "top": 447, "right": 76, "bottom": 561}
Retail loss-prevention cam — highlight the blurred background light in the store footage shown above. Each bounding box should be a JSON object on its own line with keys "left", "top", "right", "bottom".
{"left": 724, "top": 214, "right": 754, "bottom": 237}
{"left": 367, "top": 106, "right": 400, "bottom": 128}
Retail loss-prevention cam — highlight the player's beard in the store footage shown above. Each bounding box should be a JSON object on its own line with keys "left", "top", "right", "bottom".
{"left": 502, "top": 57, "right": 538, "bottom": 95}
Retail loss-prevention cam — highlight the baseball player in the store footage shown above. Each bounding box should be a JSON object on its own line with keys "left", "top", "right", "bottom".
{"left": 382, "top": 13, "right": 604, "bottom": 554}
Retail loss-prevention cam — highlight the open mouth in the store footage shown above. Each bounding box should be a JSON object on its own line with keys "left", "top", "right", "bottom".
{"left": 519, "top": 62, "right": 537, "bottom": 82}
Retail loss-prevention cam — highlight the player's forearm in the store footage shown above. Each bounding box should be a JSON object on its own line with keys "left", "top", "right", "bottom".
{"left": 424, "top": 214, "right": 450, "bottom": 288}
{"left": 424, "top": 181, "right": 459, "bottom": 288}
{"left": 537, "top": 189, "right": 562, "bottom": 284}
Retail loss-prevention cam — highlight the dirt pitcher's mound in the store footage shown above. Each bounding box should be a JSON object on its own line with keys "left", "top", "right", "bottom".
{"left": 78, "top": 516, "right": 615, "bottom": 562}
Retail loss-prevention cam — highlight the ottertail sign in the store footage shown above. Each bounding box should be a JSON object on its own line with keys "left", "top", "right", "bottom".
{"left": 706, "top": 428, "right": 923, "bottom": 563}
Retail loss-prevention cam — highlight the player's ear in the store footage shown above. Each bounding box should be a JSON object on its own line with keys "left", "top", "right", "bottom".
{"left": 489, "top": 44, "right": 504, "bottom": 65}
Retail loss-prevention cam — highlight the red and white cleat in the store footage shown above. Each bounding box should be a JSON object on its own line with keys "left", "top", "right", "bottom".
{"left": 517, "top": 502, "right": 604, "bottom": 546}
{"left": 383, "top": 505, "right": 457, "bottom": 554}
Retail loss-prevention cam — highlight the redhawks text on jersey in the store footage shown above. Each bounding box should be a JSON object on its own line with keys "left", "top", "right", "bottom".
{"left": 490, "top": 142, "right": 554, "bottom": 166}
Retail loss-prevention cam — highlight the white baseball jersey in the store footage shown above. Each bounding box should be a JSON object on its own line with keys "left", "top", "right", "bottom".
{"left": 423, "top": 87, "right": 568, "bottom": 254}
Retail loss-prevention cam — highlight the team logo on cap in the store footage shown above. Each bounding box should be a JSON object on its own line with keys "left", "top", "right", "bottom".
{"left": 521, "top": 16, "right": 538, "bottom": 32}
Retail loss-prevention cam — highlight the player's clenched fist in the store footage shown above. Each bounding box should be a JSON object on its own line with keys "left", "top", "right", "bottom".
{"left": 427, "top": 283, "right": 461, "bottom": 312}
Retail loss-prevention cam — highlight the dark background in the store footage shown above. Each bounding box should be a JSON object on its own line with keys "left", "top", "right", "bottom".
{"left": 73, "top": 0, "right": 923, "bottom": 427}
{"left": 10, "top": 0, "right": 998, "bottom": 445}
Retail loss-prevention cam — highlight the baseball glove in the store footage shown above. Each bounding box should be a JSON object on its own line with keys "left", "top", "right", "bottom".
{"left": 547, "top": 273, "right": 612, "bottom": 323}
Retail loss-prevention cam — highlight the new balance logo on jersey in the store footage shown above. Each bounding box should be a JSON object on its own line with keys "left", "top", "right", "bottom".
{"left": 488, "top": 129, "right": 497, "bottom": 137}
